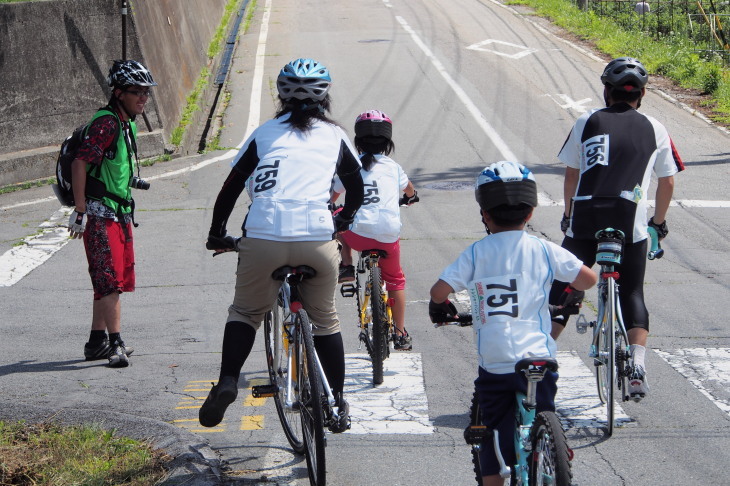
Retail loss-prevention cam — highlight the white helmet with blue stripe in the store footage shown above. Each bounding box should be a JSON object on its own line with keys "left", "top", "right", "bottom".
{"left": 475, "top": 161, "right": 537, "bottom": 212}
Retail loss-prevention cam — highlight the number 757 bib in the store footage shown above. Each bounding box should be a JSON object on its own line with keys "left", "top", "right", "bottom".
{"left": 468, "top": 274, "right": 522, "bottom": 328}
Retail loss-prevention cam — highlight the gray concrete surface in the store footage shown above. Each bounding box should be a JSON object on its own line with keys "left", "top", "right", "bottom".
{"left": 0, "top": 0, "right": 231, "bottom": 186}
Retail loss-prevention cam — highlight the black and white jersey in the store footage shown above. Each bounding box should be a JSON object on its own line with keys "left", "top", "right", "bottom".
{"left": 558, "top": 103, "right": 684, "bottom": 242}
{"left": 230, "top": 114, "right": 361, "bottom": 241}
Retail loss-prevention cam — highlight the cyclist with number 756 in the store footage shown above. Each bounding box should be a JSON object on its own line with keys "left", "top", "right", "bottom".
{"left": 429, "top": 161, "right": 596, "bottom": 486}
{"left": 549, "top": 57, "right": 685, "bottom": 401}
{"left": 199, "top": 59, "right": 364, "bottom": 431}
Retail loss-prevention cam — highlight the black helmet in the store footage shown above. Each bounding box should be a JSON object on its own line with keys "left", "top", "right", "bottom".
{"left": 600, "top": 57, "right": 648, "bottom": 92}
{"left": 475, "top": 161, "right": 538, "bottom": 212}
{"left": 107, "top": 60, "right": 157, "bottom": 88}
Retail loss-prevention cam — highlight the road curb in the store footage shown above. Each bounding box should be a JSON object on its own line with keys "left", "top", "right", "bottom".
{"left": 0, "top": 403, "right": 222, "bottom": 485}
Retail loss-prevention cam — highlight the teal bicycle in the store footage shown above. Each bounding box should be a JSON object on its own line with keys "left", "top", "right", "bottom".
{"left": 440, "top": 317, "right": 572, "bottom": 485}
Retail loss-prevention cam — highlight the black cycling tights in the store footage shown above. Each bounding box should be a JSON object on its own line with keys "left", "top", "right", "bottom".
{"left": 313, "top": 332, "right": 346, "bottom": 395}
{"left": 550, "top": 237, "right": 649, "bottom": 331}
{"left": 219, "top": 321, "right": 257, "bottom": 380}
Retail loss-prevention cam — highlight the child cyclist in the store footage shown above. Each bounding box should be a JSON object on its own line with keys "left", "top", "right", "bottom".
{"left": 331, "top": 110, "right": 419, "bottom": 351}
{"left": 429, "top": 161, "right": 596, "bottom": 486}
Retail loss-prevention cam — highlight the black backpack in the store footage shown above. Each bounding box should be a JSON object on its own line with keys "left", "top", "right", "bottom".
{"left": 51, "top": 109, "right": 122, "bottom": 207}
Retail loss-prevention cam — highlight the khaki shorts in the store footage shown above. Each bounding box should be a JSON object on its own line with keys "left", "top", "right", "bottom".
{"left": 228, "top": 238, "right": 341, "bottom": 336}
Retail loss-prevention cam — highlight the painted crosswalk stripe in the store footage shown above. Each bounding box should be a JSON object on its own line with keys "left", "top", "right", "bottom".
{"left": 556, "top": 350, "right": 633, "bottom": 429}
{"left": 655, "top": 348, "right": 730, "bottom": 416}
{"left": 345, "top": 353, "right": 434, "bottom": 434}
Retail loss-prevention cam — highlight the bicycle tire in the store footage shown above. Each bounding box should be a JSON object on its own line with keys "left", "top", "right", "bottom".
{"left": 594, "top": 289, "right": 608, "bottom": 405}
{"left": 468, "top": 390, "right": 483, "bottom": 486}
{"left": 263, "top": 303, "right": 305, "bottom": 454}
{"left": 529, "top": 411, "right": 572, "bottom": 486}
{"left": 604, "top": 279, "right": 617, "bottom": 435}
{"left": 370, "top": 265, "right": 388, "bottom": 385}
{"left": 297, "top": 309, "right": 327, "bottom": 486}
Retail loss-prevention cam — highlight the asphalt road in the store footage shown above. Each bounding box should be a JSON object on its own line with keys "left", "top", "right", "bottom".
{"left": 1, "top": 0, "right": 729, "bottom": 485}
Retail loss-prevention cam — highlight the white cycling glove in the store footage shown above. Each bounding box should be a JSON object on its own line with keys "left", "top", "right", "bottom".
{"left": 68, "top": 211, "right": 87, "bottom": 239}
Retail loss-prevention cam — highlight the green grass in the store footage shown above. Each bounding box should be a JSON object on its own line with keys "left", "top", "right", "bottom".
{"left": 510, "top": 0, "right": 730, "bottom": 123}
{"left": 172, "top": 0, "right": 245, "bottom": 149}
{"left": 0, "top": 177, "right": 55, "bottom": 195}
{"left": 0, "top": 421, "right": 168, "bottom": 485}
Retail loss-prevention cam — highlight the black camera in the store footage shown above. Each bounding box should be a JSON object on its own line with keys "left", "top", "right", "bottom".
{"left": 131, "top": 176, "right": 150, "bottom": 190}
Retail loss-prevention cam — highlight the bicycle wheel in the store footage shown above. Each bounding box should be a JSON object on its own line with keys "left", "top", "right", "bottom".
{"left": 529, "top": 411, "right": 572, "bottom": 486}
{"left": 297, "top": 310, "right": 327, "bottom": 486}
{"left": 263, "top": 302, "right": 305, "bottom": 453}
{"left": 369, "top": 265, "right": 388, "bottom": 385}
{"left": 468, "top": 390, "right": 483, "bottom": 486}
{"left": 603, "top": 280, "right": 617, "bottom": 435}
{"left": 614, "top": 302, "right": 631, "bottom": 403}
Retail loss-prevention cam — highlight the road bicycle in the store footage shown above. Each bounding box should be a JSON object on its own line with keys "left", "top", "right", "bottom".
{"left": 438, "top": 315, "right": 572, "bottom": 485}
{"left": 252, "top": 265, "right": 348, "bottom": 486}
{"left": 574, "top": 227, "right": 663, "bottom": 436}
{"left": 340, "top": 249, "right": 393, "bottom": 385}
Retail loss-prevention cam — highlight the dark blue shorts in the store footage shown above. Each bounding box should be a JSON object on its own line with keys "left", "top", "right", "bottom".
{"left": 474, "top": 366, "right": 558, "bottom": 476}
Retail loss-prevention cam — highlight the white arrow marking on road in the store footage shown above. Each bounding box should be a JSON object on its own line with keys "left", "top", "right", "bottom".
{"left": 466, "top": 39, "right": 538, "bottom": 59}
{"left": 545, "top": 93, "right": 593, "bottom": 113}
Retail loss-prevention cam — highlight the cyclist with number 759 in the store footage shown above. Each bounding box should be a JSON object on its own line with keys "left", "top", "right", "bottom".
{"left": 198, "top": 58, "right": 364, "bottom": 431}
{"left": 429, "top": 161, "right": 597, "bottom": 486}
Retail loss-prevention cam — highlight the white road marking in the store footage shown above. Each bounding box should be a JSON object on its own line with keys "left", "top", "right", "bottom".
{"left": 466, "top": 39, "right": 538, "bottom": 59}
{"left": 0, "top": 207, "right": 72, "bottom": 287}
{"left": 557, "top": 351, "right": 633, "bottom": 429}
{"left": 656, "top": 348, "right": 730, "bottom": 416}
{"left": 545, "top": 93, "right": 593, "bottom": 114}
{"left": 395, "top": 15, "right": 518, "bottom": 161}
{"left": 345, "top": 353, "right": 434, "bottom": 434}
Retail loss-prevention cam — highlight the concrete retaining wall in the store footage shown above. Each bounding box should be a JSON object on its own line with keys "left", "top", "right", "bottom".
{"left": 0, "top": 0, "right": 229, "bottom": 186}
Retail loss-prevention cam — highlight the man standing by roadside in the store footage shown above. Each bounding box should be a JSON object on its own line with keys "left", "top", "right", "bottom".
{"left": 68, "top": 60, "right": 157, "bottom": 368}
{"left": 550, "top": 57, "right": 684, "bottom": 400}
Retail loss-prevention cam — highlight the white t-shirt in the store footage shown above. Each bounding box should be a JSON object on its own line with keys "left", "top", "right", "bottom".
{"left": 333, "top": 154, "right": 409, "bottom": 243}
{"left": 235, "top": 115, "right": 360, "bottom": 241}
{"left": 438, "top": 231, "right": 583, "bottom": 374}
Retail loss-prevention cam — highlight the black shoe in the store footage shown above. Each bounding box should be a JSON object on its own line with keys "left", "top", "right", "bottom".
{"left": 329, "top": 392, "right": 351, "bottom": 433}
{"left": 107, "top": 340, "right": 130, "bottom": 368}
{"left": 85, "top": 338, "right": 134, "bottom": 361}
{"left": 393, "top": 329, "right": 412, "bottom": 351}
{"left": 84, "top": 338, "right": 111, "bottom": 361}
{"left": 199, "top": 376, "right": 238, "bottom": 427}
{"left": 338, "top": 264, "right": 355, "bottom": 283}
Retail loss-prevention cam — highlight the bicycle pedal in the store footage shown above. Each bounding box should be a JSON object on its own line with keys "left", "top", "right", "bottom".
{"left": 464, "top": 425, "right": 490, "bottom": 445}
{"left": 251, "top": 384, "right": 278, "bottom": 398}
{"left": 340, "top": 284, "right": 357, "bottom": 298}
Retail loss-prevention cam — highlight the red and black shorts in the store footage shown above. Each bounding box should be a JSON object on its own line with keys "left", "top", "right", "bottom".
{"left": 83, "top": 215, "right": 135, "bottom": 300}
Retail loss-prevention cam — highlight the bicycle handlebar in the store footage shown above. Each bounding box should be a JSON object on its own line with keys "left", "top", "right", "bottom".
{"left": 647, "top": 226, "right": 664, "bottom": 260}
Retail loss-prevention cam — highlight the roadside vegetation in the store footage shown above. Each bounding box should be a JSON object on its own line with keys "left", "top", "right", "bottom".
{"left": 0, "top": 421, "right": 169, "bottom": 485}
{"left": 512, "top": 0, "right": 730, "bottom": 125}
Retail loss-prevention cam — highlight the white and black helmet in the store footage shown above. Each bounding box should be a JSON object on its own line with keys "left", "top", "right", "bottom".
{"left": 600, "top": 57, "right": 648, "bottom": 91}
{"left": 475, "top": 161, "right": 538, "bottom": 212}
{"left": 276, "top": 58, "right": 331, "bottom": 101}
{"left": 107, "top": 60, "right": 157, "bottom": 88}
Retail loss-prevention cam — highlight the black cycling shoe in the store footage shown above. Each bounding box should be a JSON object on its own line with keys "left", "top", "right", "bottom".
{"left": 329, "top": 392, "right": 351, "bottom": 433}
{"left": 199, "top": 376, "right": 238, "bottom": 427}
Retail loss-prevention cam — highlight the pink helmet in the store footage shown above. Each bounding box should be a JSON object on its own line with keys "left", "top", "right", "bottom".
{"left": 355, "top": 110, "right": 392, "bottom": 139}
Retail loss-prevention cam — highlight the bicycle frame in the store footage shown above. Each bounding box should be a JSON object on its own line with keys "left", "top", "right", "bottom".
{"left": 278, "top": 276, "right": 336, "bottom": 412}
{"left": 355, "top": 252, "right": 393, "bottom": 344}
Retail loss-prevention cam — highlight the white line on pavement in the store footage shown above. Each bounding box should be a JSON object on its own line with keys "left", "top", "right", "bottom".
{"left": 345, "top": 353, "right": 434, "bottom": 434}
